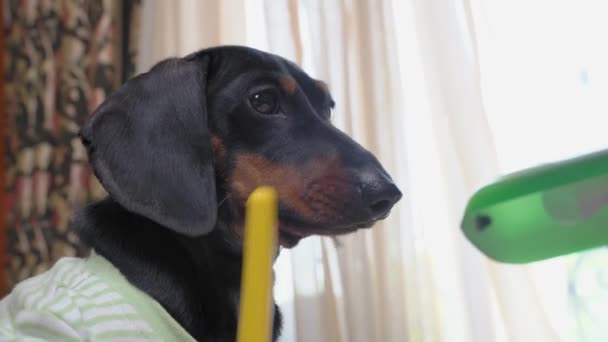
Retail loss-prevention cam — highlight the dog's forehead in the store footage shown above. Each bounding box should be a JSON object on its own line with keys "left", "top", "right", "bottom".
{"left": 202, "top": 46, "right": 333, "bottom": 108}
{"left": 209, "top": 47, "right": 289, "bottom": 73}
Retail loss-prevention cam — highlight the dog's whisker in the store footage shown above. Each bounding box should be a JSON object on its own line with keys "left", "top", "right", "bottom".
{"left": 217, "top": 194, "right": 231, "bottom": 208}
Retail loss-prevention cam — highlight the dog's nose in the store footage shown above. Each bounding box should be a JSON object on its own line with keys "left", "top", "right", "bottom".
{"left": 360, "top": 171, "right": 402, "bottom": 220}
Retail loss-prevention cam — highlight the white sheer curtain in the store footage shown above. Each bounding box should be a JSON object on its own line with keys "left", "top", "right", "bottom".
{"left": 136, "top": 1, "right": 578, "bottom": 341}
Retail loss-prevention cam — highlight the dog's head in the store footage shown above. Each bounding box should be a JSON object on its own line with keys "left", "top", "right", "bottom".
{"left": 81, "top": 46, "right": 401, "bottom": 247}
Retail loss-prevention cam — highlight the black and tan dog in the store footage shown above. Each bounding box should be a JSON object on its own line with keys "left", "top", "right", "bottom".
{"left": 74, "top": 46, "right": 401, "bottom": 341}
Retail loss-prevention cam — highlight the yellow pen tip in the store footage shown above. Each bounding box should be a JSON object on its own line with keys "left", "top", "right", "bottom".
{"left": 247, "top": 186, "right": 278, "bottom": 205}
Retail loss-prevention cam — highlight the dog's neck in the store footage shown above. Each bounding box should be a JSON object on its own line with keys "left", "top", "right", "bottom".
{"left": 73, "top": 197, "right": 282, "bottom": 341}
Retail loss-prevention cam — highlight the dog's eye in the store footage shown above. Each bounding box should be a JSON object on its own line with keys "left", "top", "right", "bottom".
{"left": 249, "top": 89, "right": 280, "bottom": 115}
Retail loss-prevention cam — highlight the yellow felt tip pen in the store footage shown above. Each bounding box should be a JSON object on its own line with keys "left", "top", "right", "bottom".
{"left": 237, "top": 187, "right": 278, "bottom": 342}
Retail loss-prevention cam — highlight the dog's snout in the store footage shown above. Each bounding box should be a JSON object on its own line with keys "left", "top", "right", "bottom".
{"left": 360, "top": 171, "right": 402, "bottom": 220}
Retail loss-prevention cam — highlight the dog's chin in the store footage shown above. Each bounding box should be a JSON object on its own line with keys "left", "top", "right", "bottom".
{"left": 277, "top": 219, "right": 376, "bottom": 248}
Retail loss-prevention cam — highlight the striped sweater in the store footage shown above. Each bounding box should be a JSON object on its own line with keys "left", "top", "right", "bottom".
{"left": 0, "top": 252, "right": 196, "bottom": 341}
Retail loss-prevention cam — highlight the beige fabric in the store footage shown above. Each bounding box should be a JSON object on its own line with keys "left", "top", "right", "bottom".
{"left": 136, "top": 1, "right": 565, "bottom": 341}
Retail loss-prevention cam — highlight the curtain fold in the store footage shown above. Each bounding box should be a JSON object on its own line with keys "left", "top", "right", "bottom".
{"left": 3, "top": 0, "right": 135, "bottom": 289}
{"left": 3, "top": 0, "right": 144, "bottom": 290}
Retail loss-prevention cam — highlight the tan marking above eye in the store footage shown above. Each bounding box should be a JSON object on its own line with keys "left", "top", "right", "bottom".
{"left": 278, "top": 76, "right": 298, "bottom": 95}
{"left": 316, "top": 80, "right": 329, "bottom": 93}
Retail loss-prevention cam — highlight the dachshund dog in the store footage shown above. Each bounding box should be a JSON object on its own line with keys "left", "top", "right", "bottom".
{"left": 11, "top": 46, "right": 402, "bottom": 341}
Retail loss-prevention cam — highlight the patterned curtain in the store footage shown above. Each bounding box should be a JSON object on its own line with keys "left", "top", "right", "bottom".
{"left": 3, "top": 0, "right": 141, "bottom": 290}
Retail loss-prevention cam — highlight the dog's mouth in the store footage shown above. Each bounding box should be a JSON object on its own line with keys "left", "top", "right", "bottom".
{"left": 229, "top": 194, "right": 392, "bottom": 248}
{"left": 276, "top": 215, "right": 381, "bottom": 248}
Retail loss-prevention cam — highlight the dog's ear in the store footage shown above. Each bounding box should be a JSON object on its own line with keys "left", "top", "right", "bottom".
{"left": 80, "top": 55, "right": 217, "bottom": 237}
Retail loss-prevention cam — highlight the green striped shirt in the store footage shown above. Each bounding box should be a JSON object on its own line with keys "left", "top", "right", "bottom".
{"left": 0, "top": 252, "right": 196, "bottom": 341}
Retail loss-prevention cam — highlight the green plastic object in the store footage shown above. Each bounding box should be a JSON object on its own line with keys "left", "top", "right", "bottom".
{"left": 461, "top": 149, "right": 608, "bottom": 264}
